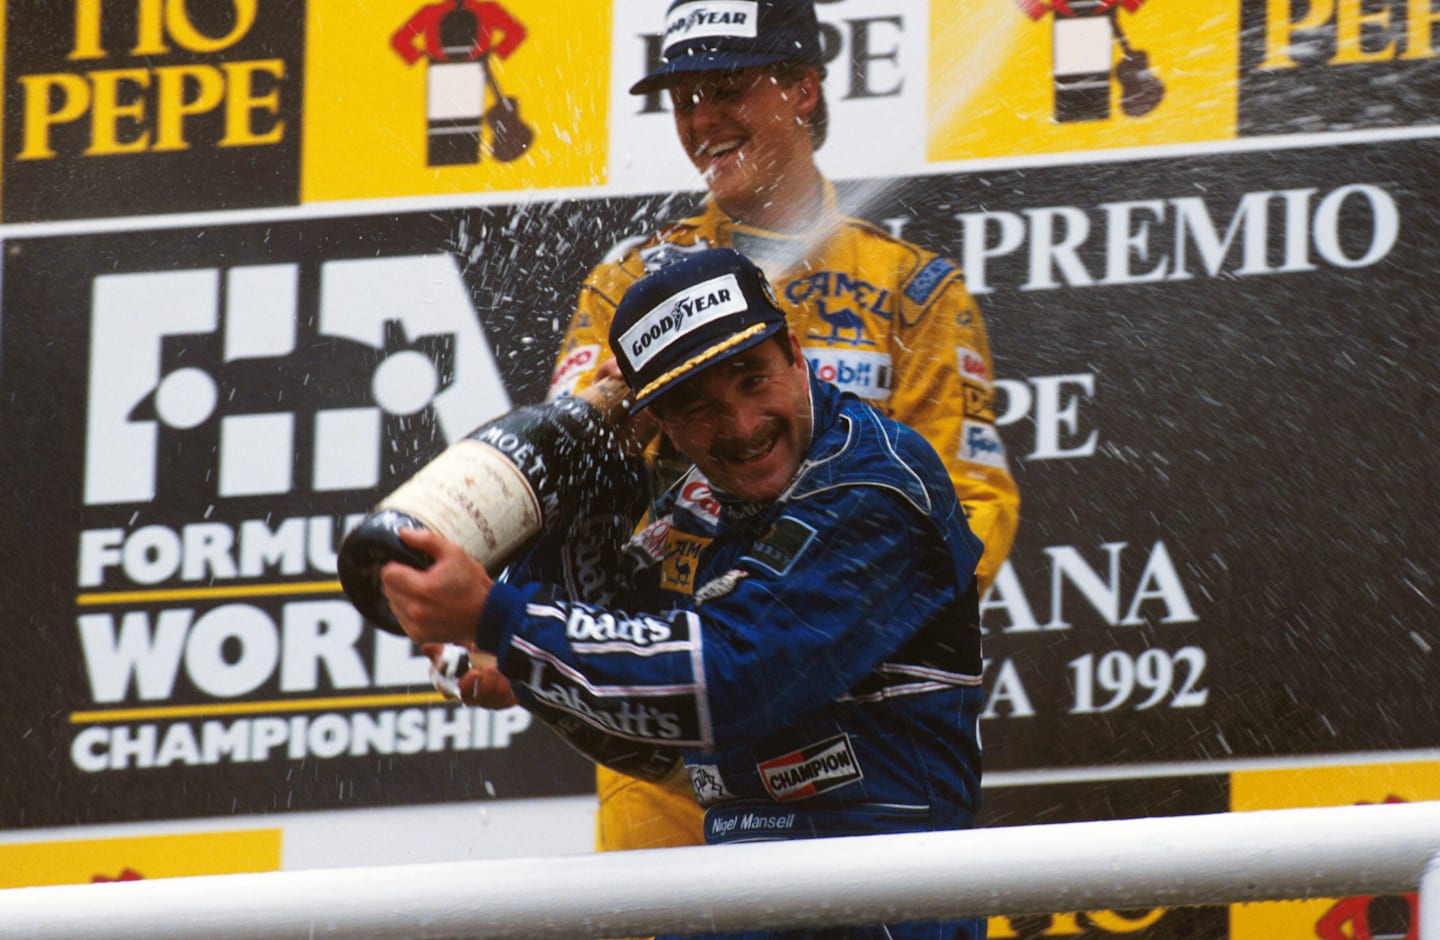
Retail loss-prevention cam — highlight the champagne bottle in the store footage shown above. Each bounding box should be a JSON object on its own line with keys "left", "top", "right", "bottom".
{"left": 338, "top": 376, "right": 634, "bottom": 635}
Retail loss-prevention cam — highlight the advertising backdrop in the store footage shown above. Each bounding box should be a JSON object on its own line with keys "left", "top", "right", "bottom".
{"left": 301, "top": 0, "right": 612, "bottom": 202}
{"left": 4, "top": 132, "right": 1436, "bottom": 820}
{"left": 1, "top": 1, "right": 1437, "bottom": 936}
{"left": 2, "top": 0, "right": 304, "bottom": 222}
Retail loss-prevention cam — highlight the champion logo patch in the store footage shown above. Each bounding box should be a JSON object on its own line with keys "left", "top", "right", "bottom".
{"left": 758, "top": 734, "right": 863, "bottom": 802}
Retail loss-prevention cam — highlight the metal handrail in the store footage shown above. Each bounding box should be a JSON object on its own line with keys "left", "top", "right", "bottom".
{"left": 1, "top": 802, "right": 1438, "bottom": 939}
{"left": 1422, "top": 849, "right": 1440, "bottom": 940}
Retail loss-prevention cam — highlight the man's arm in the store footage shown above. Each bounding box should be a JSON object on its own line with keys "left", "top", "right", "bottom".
{"left": 380, "top": 528, "right": 494, "bottom": 647}
{"left": 890, "top": 263, "right": 1020, "bottom": 595}
{"left": 475, "top": 484, "right": 976, "bottom": 752}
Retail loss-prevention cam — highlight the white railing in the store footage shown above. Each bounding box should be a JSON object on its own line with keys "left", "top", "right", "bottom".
{"left": 1, "top": 802, "right": 1438, "bottom": 939}
{"left": 1424, "top": 850, "right": 1440, "bottom": 940}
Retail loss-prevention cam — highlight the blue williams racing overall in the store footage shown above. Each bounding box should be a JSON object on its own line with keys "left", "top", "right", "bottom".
{"left": 477, "top": 375, "right": 986, "bottom": 940}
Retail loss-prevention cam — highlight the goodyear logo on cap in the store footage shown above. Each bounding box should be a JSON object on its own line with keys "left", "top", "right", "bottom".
{"left": 619, "top": 273, "right": 748, "bottom": 372}
{"left": 665, "top": 1, "right": 758, "bottom": 47}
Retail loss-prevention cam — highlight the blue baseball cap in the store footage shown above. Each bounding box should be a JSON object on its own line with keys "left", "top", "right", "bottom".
{"left": 630, "top": 0, "right": 824, "bottom": 95}
{"left": 609, "top": 248, "right": 788, "bottom": 413}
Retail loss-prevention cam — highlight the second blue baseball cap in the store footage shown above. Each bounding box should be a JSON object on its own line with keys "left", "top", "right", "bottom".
{"left": 630, "top": 0, "right": 824, "bottom": 95}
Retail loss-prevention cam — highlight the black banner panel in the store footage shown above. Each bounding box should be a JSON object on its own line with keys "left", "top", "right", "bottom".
{"left": 982, "top": 774, "right": 1231, "bottom": 940}
{"left": 1239, "top": 0, "right": 1440, "bottom": 136}
{"left": 2, "top": 134, "right": 1437, "bottom": 830}
{"left": 0, "top": 206, "right": 640, "bottom": 827}
{"left": 909, "top": 136, "right": 1440, "bottom": 772}
{"left": 2, "top": 0, "right": 304, "bottom": 222}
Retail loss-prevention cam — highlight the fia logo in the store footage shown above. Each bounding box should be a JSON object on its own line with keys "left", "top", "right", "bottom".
{"left": 390, "top": 0, "right": 534, "bottom": 166}
{"left": 83, "top": 254, "right": 510, "bottom": 506}
{"left": 1014, "top": 0, "right": 1164, "bottom": 123}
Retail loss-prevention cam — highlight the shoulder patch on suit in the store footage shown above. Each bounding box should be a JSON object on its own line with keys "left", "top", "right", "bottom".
{"left": 661, "top": 530, "right": 712, "bottom": 595}
{"left": 602, "top": 233, "right": 651, "bottom": 265}
{"left": 694, "top": 568, "right": 748, "bottom": 606}
{"left": 905, "top": 256, "right": 956, "bottom": 305}
{"left": 743, "top": 517, "right": 817, "bottom": 576}
{"left": 640, "top": 237, "right": 713, "bottom": 272}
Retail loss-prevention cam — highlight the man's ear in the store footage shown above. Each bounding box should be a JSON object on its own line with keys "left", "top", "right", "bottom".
{"left": 648, "top": 404, "right": 673, "bottom": 443}
{"left": 788, "top": 329, "right": 805, "bottom": 368}
{"left": 794, "top": 69, "right": 822, "bottom": 121}
{"left": 657, "top": 420, "right": 684, "bottom": 454}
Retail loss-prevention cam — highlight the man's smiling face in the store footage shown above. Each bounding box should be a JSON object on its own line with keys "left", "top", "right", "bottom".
{"left": 653, "top": 331, "right": 812, "bottom": 504}
{"left": 668, "top": 66, "right": 820, "bottom": 223}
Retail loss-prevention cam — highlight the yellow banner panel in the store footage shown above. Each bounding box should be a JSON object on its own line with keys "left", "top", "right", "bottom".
{"left": 302, "top": 0, "right": 610, "bottom": 202}
{"left": 927, "top": 0, "right": 1239, "bottom": 162}
{"left": 1229, "top": 761, "right": 1440, "bottom": 940}
{"left": 0, "top": 829, "right": 283, "bottom": 889}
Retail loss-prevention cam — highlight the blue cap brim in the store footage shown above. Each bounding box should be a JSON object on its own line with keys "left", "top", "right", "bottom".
{"left": 628, "top": 50, "right": 793, "bottom": 95}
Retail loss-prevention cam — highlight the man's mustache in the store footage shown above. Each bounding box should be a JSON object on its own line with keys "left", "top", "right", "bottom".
{"left": 709, "top": 420, "right": 780, "bottom": 462}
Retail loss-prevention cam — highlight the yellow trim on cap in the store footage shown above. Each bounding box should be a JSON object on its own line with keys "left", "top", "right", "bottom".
{"left": 635, "top": 322, "right": 769, "bottom": 402}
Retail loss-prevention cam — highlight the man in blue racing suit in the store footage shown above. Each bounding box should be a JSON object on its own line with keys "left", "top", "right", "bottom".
{"left": 381, "top": 248, "right": 987, "bottom": 939}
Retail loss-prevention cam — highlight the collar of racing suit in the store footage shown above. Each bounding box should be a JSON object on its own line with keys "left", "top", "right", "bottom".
{"left": 695, "top": 179, "right": 843, "bottom": 279}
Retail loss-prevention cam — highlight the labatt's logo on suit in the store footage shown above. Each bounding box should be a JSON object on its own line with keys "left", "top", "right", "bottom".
{"left": 1013, "top": 0, "right": 1164, "bottom": 123}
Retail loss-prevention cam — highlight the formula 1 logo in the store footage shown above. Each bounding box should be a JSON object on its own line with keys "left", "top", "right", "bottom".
{"left": 391, "top": 0, "right": 534, "bottom": 165}
{"left": 84, "top": 254, "right": 510, "bottom": 505}
{"left": 1014, "top": 0, "right": 1164, "bottom": 123}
